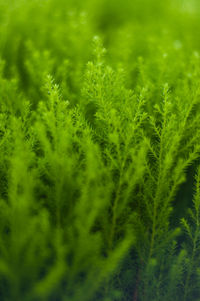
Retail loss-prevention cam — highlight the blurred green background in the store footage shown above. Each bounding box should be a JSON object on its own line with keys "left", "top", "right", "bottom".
{"left": 1, "top": 0, "right": 200, "bottom": 96}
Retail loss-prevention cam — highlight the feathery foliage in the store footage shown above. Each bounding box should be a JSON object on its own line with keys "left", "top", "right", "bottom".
{"left": 0, "top": 0, "right": 200, "bottom": 300}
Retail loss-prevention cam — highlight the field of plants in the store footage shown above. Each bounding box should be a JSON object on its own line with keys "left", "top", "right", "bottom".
{"left": 0, "top": 0, "right": 200, "bottom": 300}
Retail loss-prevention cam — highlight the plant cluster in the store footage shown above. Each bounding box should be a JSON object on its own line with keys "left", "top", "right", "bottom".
{"left": 0, "top": 0, "right": 200, "bottom": 300}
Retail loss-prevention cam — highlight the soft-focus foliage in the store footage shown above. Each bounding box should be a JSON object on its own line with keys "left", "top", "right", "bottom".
{"left": 0, "top": 0, "right": 200, "bottom": 300}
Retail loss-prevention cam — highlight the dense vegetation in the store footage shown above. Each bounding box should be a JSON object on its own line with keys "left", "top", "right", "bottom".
{"left": 0, "top": 0, "right": 200, "bottom": 300}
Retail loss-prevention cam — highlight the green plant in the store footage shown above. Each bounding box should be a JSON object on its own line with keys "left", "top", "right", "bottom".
{"left": 1, "top": 0, "right": 200, "bottom": 300}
